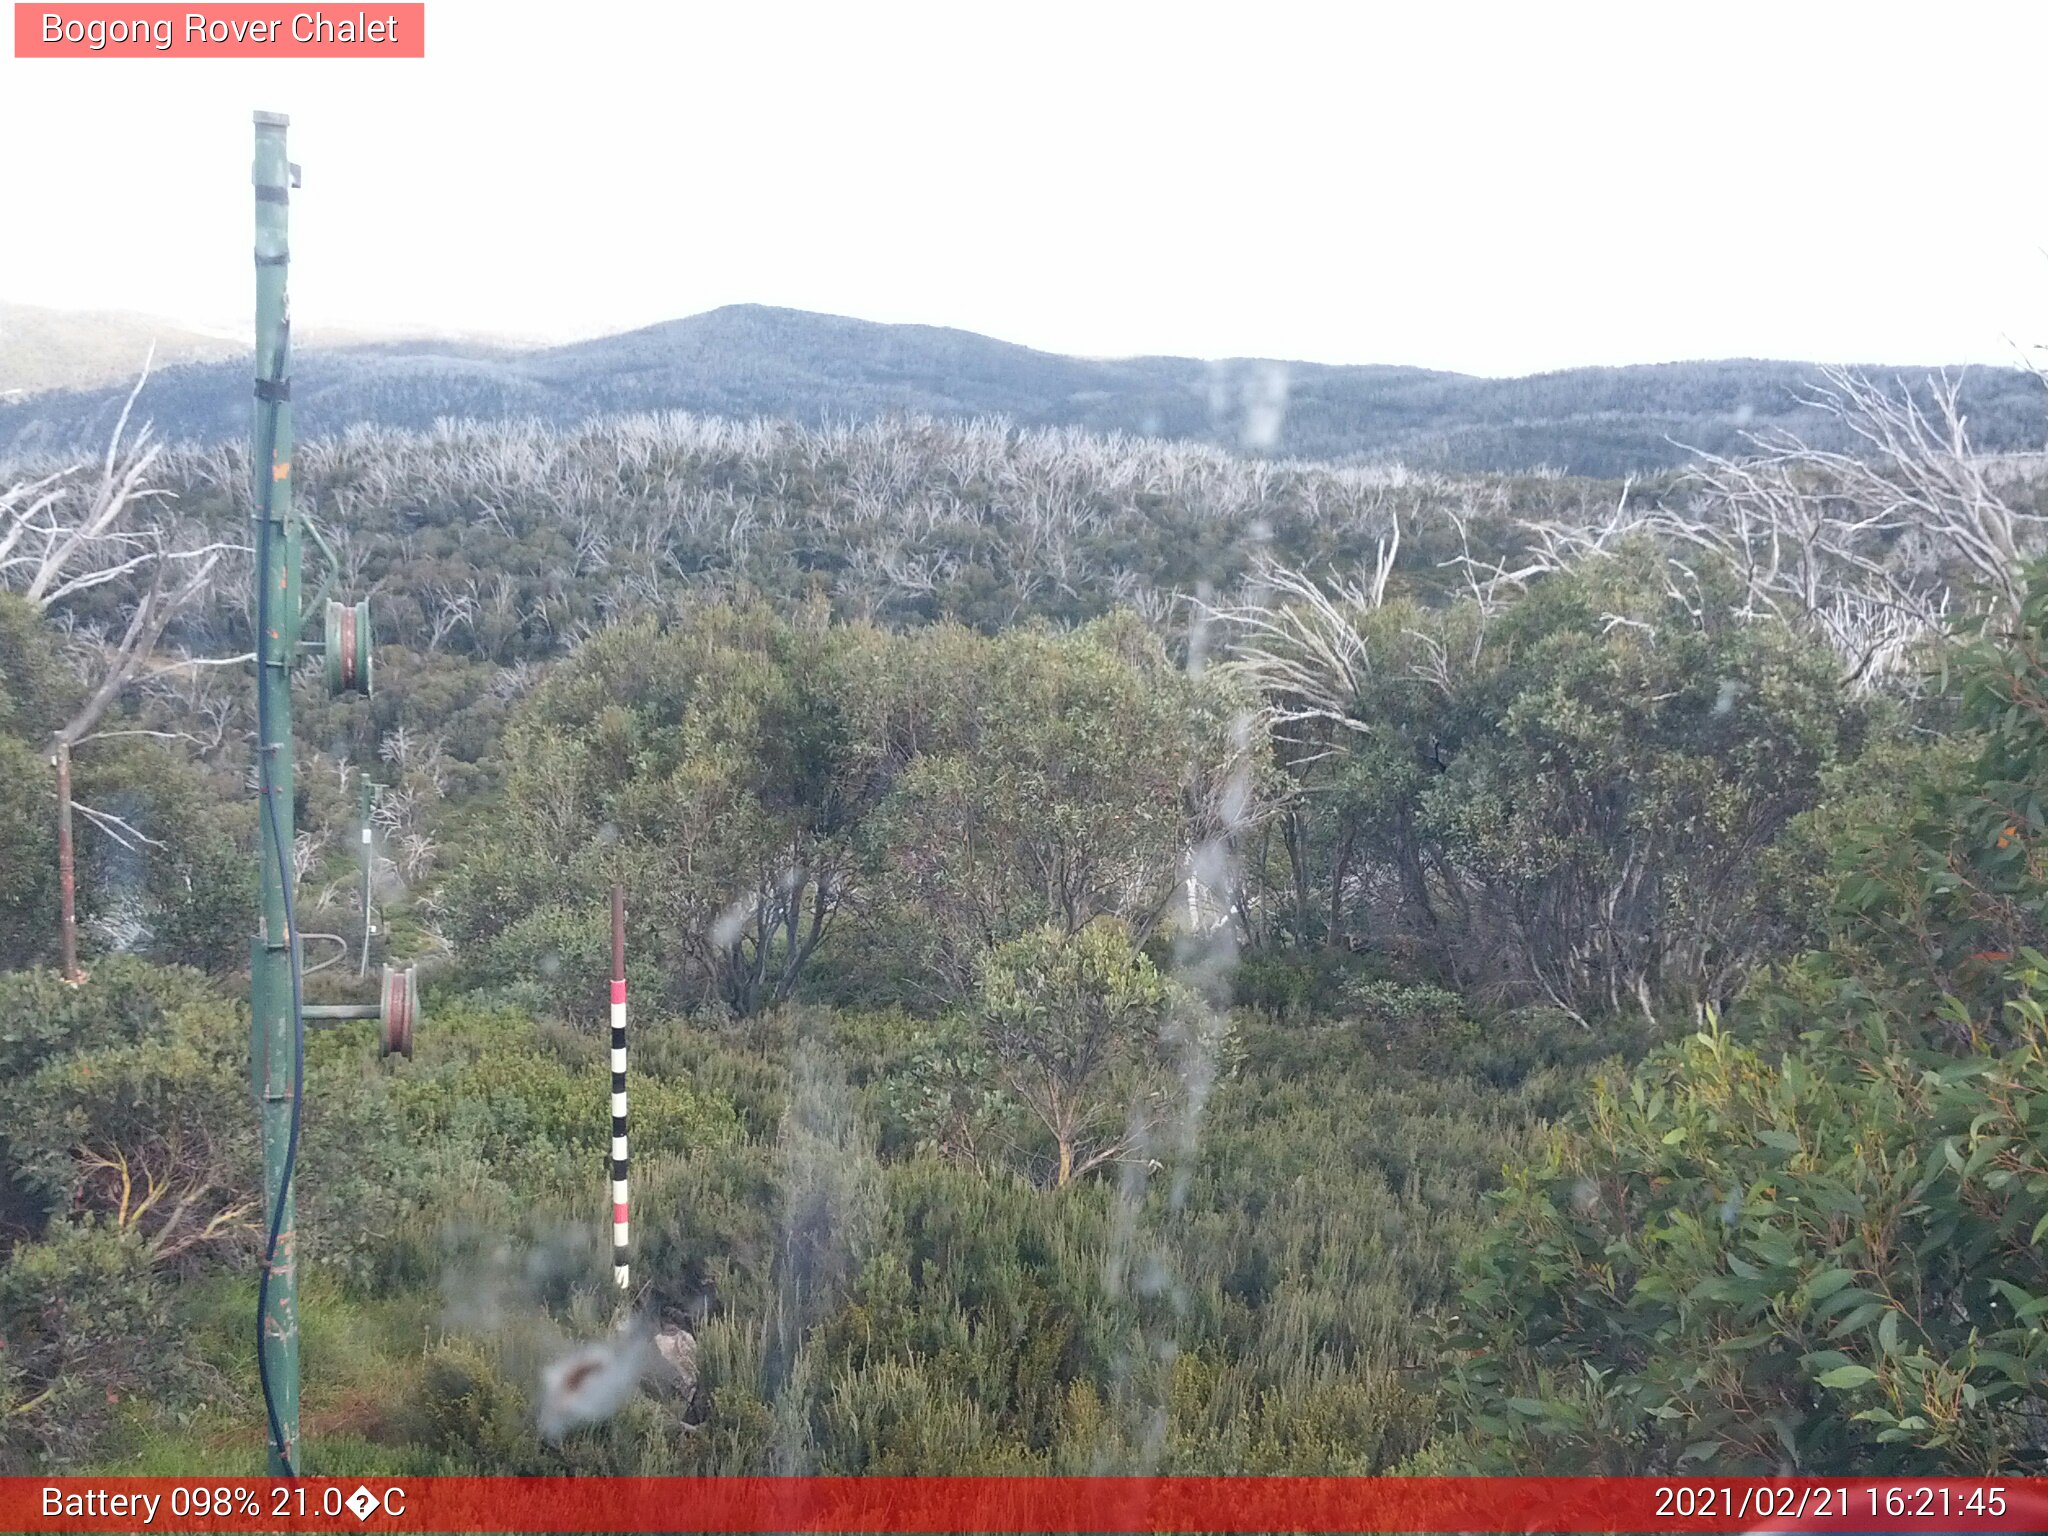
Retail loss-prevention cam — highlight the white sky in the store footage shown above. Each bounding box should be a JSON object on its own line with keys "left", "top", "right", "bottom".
{"left": 2, "top": 0, "right": 2045, "bottom": 377}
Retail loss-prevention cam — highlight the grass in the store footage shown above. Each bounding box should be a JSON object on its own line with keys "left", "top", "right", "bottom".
{"left": 96, "top": 1271, "right": 442, "bottom": 1475}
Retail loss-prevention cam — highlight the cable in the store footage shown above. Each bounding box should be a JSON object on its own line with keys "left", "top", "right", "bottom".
{"left": 251, "top": 313, "right": 303, "bottom": 1479}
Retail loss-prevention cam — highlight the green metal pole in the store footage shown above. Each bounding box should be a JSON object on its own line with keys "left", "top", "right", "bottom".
{"left": 250, "top": 108, "right": 301, "bottom": 1477}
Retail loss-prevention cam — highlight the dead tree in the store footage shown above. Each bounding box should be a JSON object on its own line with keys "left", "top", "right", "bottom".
{"left": 1519, "top": 368, "right": 2047, "bottom": 689}
{"left": 1203, "top": 524, "right": 1403, "bottom": 945}
{"left": 0, "top": 364, "right": 230, "bottom": 979}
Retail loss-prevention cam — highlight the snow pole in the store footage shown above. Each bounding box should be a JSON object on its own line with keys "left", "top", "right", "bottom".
{"left": 357, "top": 776, "right": 375, "bottom": 977}
{"left": 610, "top": 883, "right": 630, "bottom": 1291}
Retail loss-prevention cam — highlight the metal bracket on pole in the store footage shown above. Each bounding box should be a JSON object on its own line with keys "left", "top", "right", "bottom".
{"left": 300, "top": 964, "right": 418, "bottom": 1059}
{"left": 299, "top": 513, "right": 341, "bottom": 612}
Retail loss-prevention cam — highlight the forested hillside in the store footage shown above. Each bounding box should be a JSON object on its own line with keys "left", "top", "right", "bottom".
{"left": 7, "top": 304, "right": 2043, "bottom": 476}
{"left": 0, "top": 303, "right": 246, "bottom": 399}
{"left": 3, "top": 370, "right": 2047, "bottom": 1476}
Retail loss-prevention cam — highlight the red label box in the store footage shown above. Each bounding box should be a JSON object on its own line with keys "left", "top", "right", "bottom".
{"left": 13, "top": 3, "right": 426, "bottom": 57}
{"left": 7, "top": 1477, "right": 2048, "bottom": 1534}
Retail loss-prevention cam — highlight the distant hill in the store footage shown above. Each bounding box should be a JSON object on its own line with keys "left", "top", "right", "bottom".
{"left": 0, "top": 302, "right": 550, "bottom": 400}
{"left": 3, "top": 303, "right": 2041, "bottom": 477}
{"left": 0, "top": 302, "right": 247, "bottom": 398}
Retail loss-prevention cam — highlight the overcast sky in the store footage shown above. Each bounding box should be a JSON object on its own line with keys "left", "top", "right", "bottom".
{"left": 3, "top": 1, "right": 2045, "bottom": 377}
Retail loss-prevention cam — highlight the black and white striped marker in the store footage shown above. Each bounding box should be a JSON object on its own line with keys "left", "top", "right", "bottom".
{"left": 609, "top": 884, "right": 629, "bottom": 1291}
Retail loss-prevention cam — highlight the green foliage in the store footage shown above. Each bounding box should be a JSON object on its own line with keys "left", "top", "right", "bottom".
{"left": 1425, "top": 556, "right": 1856, "bottom": 1011}
{"left": 381, "top": 1002, "right": 743, "bottom": 1198}
{"left": 0, "top": 597, "right": 70, "bottom": 970}
{"left": 851, "top": 614, "right": 1249, "bottom": 999}
{"left": 1446, "top": 572, "right": 2048, "bottom": 1474}
{"left": 0, "top": 595, "right": 253, "bottom": 973}
{"left": 446, "top": 603, "right": 869, "bottom": 1018}
{"left": 975, "top": 921, "right": 1183, "bottom": 1187}
{"left": 1450, "top": 1003, "right": 2048, "bottom": 1473}
{"left": 0, "top": 960, "right": 244, "bottom": 1249}
{"left": 0, "top": 591, "right": 81, "bottom": 736}
{"left": 106, "top": 760, "right": 254, "bottom": 975}
{"left": 0, "top": 955, "right": 221, "bottom": 1084}
{"left": 1246, "top": 549, "right": 1869, "bottom": 1022}
{"left": 1818, "top": 566, "right": 2048, "bottom": 1041}
{"left": 0, "top": 952, "right": 1590, "bottom": 1477}
{"left": 0, "top": 734, "right": 58, "bottom": 969}
{"left": 883, "top": 1014, "right": 1017, "bottom": 1171}
{"left": 2, "top": 1008, "right": 258, "bottom": 1262}
{"left": 0, "top": 1221, "right": 185, "bottom": 1470}
{"left": 19, "top": 412, "right": 2048, "bottom": 1481}
{"left": 450, "top": 604, "right": 1249, "bottom": 1019}
{"left": 398, "top": 1338, "right": 529, "bottom": 1462}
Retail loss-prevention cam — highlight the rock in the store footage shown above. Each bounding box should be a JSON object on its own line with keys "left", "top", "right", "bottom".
{"left": 647, "top": 1324, "right": 698, "bottom": 1398}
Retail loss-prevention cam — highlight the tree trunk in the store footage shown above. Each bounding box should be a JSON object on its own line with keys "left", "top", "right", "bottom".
{"left": 54, "top": 738, "right": 83, "bottom": 983}
{"left": 1281, "top": 804, "right": 1313, "bottom": 943}
{"left": 1395, "top": 809, "right": 1438, "bottom": 936}
{"left": 1330, "top": 824, "right": 1356, "bottom": 950}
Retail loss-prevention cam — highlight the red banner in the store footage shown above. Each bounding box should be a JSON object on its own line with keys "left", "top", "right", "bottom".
{"left": 12, "top": 4, "right": 425, "bottom": 58}
{"left": 7, "top": 1477, "right": 2048, "bottom": 1533}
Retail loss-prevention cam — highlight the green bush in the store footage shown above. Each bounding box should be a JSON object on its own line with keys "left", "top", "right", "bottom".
{"left": 1449, "top": 1005, "right": 2048, "bottom": 1473}
{"left": 0, "top": 964, "right": 254, "bottom": 1256}
{"left": 0, "top": 1222, "right": 186, "bottom": 1471}
{"left": 1230, "top": 950, "right": 1362, "bottom": 1018}
{"left": 0, "top": 956, "right": 223, "bottom": 1084}
{"left": 399, "top": 1338, "right": 528, "bottom": 1461}
{"left": 387, "top": 1004, "right": 743, "bottom": 1192}
{"left": 2, "top": 1024, "right": 257, "bottom": 1261}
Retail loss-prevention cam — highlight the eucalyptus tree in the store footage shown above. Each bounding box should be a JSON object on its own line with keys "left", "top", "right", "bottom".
{"left": 1216, "top": 543, "right": 1868, "bottom": 1022}
{"left": 447, "top": 601, "right": 880, "bottom": 1019}
{"left": 846, "top": 611, "right": 1257, "bottom": 1003}
{"left": 977, "top": 921, "right": 1179, "bottom": 1189}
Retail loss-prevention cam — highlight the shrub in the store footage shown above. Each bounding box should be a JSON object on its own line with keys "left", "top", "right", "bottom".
{"left": 0, "top": 969, "right": 255, "bottom": 1260}
{"left": 1449, "top": 1004, "right": 2048, "bottom": 1473}
{"left": 0, "top": 956, "right": 223, "bottom": 1084}
{"left": 0, "top": 1222, "right": 185, "bottom": 1470}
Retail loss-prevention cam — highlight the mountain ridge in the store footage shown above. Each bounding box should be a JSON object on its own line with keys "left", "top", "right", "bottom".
{"left": 4, "top": 303, "right": 2041, "bottom": 477}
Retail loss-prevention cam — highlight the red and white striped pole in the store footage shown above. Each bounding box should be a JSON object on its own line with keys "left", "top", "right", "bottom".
{"left": 609, "top": 883, "right": 629, "bottom": 1292}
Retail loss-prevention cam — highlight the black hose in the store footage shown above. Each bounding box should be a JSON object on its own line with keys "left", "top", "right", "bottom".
{"left": 251, "top": 316, "right": 303, "bottom": 1479}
